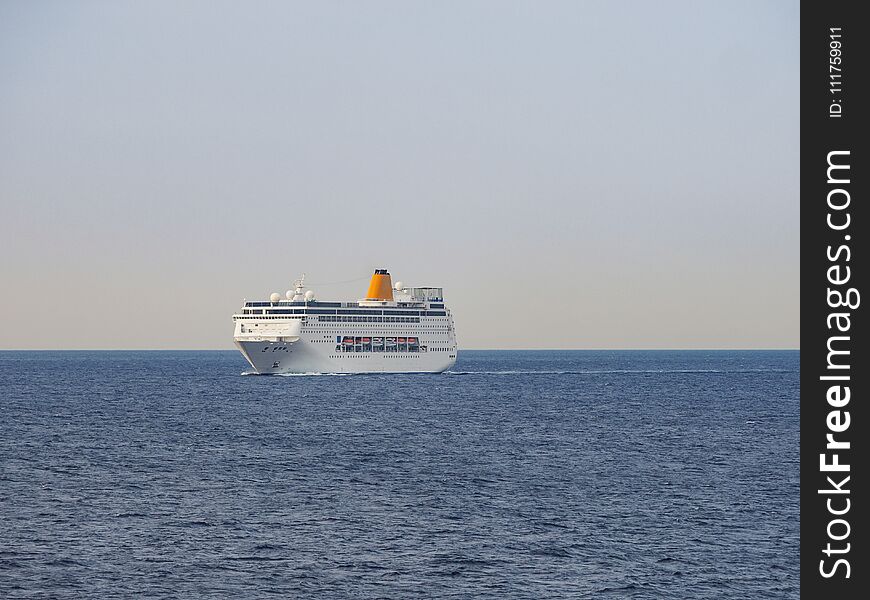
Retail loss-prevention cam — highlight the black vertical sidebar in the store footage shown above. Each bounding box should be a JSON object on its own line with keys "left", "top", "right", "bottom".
{"left": 801, "top": 1, "right": 868, "bottom": 597}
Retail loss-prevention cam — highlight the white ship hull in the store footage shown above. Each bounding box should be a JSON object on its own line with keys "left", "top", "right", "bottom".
{"left": 236, "top": 339, "right": 456, "bottom": 374}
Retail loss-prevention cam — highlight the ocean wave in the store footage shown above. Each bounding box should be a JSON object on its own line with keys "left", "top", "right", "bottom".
{"left": 443, "top": 369, "right": 794, "bottom": 375}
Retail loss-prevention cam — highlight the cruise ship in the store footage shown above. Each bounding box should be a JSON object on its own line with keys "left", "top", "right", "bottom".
{"left": 233, "top": 269, "right": 458, "bottom": 374}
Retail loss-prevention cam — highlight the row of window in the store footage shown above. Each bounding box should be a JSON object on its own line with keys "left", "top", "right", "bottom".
{"left": 237, "top": 315, "right": 302, "bottom": 320}
{"left": 244, "top": 301, "right": 440, "bottom": 309}
{"left": 241, "top": 308, "right": 448, "bottom": 317}
{"left": 319, "top": 315, "right": 420, "bottom": 323}
{"left": 329, "top": 354, "right": 420, "bottom": 359}
{"left": 335, "top": 335, "right": 421, "bottom": 353}
{"left": 245, "top": 301, "right": 344, "bottom": 308}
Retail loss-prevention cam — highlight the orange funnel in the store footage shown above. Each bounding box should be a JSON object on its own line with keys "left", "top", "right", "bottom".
{"left": 366, "top": 269, "right": 394, "bottom": 300}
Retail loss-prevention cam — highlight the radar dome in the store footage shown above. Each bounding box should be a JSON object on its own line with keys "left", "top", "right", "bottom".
{"left": 304, "top": 290, "right": 316, "bottom": 301}
{"left": 394, "top": 281, "right": 404, "bottom": 291}
{"left": 286, "top": 290, "right": 294, "bottom": 300}
{"left": 270, "top": 292, "right": 281, "bottom": 303}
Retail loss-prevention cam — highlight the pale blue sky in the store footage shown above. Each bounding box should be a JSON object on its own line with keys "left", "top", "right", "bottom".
{"left": 1, "top": 1, "right": 799, "bottom": 349}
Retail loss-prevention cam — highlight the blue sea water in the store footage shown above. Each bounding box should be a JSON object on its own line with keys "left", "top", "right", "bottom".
{"left": 0, "top": 350, "right": 798, "bottom": 599}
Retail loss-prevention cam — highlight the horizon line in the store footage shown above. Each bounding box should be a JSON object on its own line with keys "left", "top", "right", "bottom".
{"left": 0, "top": 347, "right": 801, "bottom": 352}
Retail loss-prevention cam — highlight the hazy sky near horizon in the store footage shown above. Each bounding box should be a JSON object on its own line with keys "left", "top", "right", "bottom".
{"left": 1, "top": 1, "right": 798, "bottom": 350}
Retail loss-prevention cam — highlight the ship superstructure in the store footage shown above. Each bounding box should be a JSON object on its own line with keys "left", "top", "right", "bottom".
{"left": 233, "top": 269, "right": 458, "bottom": 374}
